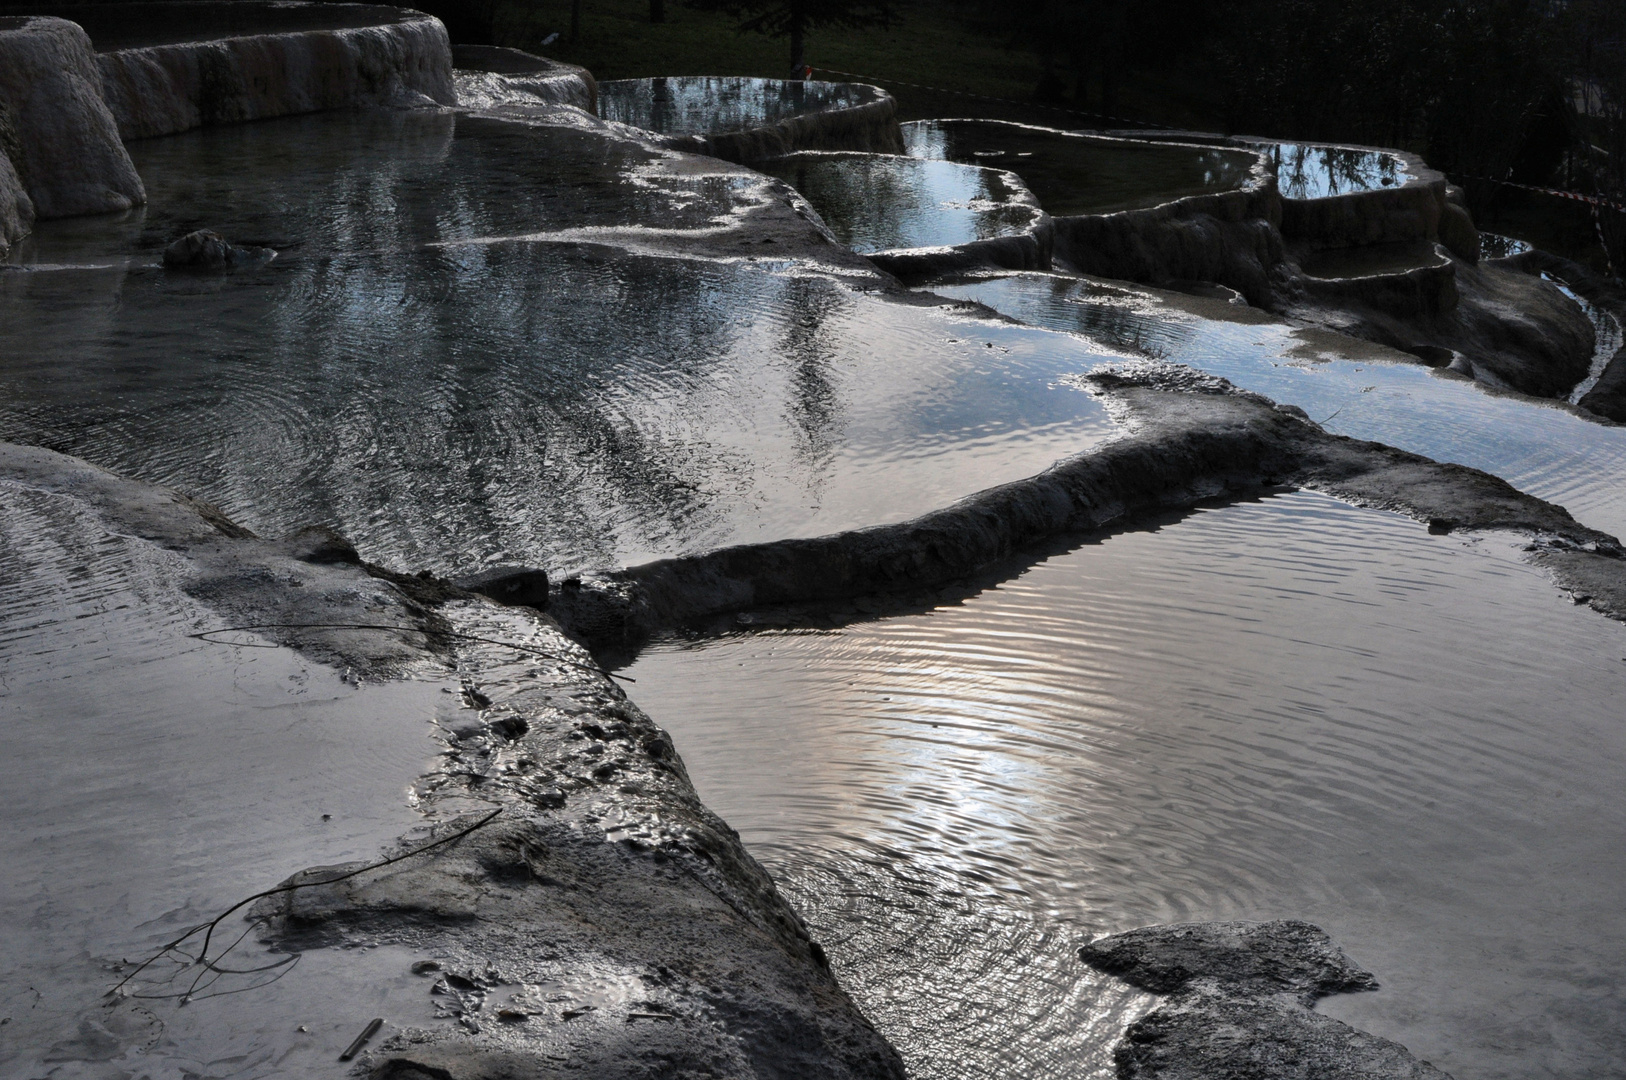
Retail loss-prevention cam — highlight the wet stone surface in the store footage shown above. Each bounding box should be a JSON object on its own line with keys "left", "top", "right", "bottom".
{"left": 1080, "top": 922, "right": 1452, "bottom": 1079}
{"left": 0, "top": 442, "right": 904, "bottom": 1079}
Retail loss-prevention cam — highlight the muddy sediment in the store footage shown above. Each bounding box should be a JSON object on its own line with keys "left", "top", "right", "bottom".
{"left": 549, "top": 362, "right": 1626, "bottom": 656}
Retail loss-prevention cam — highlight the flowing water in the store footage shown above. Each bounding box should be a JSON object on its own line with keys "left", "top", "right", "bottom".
{"left": 625, "top": 491, "right": 1626, "bottom": 1080}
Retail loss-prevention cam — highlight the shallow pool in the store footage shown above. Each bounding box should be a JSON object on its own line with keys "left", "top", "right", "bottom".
{"left": 626, "top": 491, "right": 1626, "bottom": 1080}
{"left": 904, "top": 120, "right": 1260, "bottom": 215}
{"left": 598, "top": 76, "right": 868, "bottom": 136}
{"left": 1258, "top": 141, "right": 1415, "bottom": 200}
{"left": 0, "top": 112, "right": 1117, "bottom": 578}
{"left": 0, "top": 474, "right": 454, "bottom": 1076}
{"left": 763, "top": 152, "right": 1037, "bottom": 253}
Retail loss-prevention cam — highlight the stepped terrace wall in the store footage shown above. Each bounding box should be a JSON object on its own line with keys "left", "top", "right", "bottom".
{"left": 1, "top": 1, "right": 454, "bottom": 140}
{"left": 0, "top": 14, "right": 143, "bottom": 221}
{"left": 600, "top": 76, "right": 903, "bottom": 164}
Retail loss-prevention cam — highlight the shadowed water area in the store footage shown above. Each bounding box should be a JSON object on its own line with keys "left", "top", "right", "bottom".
{"left": 903, "top": 119, "right": 1260, "bottom": 214}
{"left": 0, "top": 110, "right": 1117, "bottom": 576}
{"left": 761, "top": 153, "right": 1038, "bottom": 254}
{"left": 625, "top": 492, "right": 1626, "bottom": 1080}
{"left": 598, "top": 76, "right": 867, "bottom": 136}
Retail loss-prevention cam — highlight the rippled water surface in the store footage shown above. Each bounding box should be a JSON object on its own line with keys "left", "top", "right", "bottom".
{"left": 927, "top": 272, "right": 1626, "bottom": 540}
{"left": 0, "top": 477, "right": 457, "bottom": 1074}
{"left": 0, "top": 112, "right": 1115, "bottom": 577}
{"left": 763, "top": 153, "right": 1038, "bottom": 254}
{"left": 598, "top": 76, "right": 867, "bottom": 135}
{"left": 626, "top": 492, "right": 1626, "bottom": 1080}
{"left": 903, "top": 120, "right": 1260, "bottom": 215}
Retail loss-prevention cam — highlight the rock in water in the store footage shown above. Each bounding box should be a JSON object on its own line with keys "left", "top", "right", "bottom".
{"left": 162, "top": 229, "right": 274, "bottom": 270}
{"left": 1079, "top": 920, "right": 1454, "bottom": 1079}
{"left": 0, "top": 16, "right": 145, "bottom": 219}
{"left": 454, "top": 565, "right": 550, "bottom": 608}
{"left": 0, "top": 99, "right": 33, "bottom": 257}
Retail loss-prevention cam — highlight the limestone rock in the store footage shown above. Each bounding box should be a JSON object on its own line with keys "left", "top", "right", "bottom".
{"left": 1079, "top": 921, "right": 1453, "bottom": 1080}
{"left": 1078, "top": 920, "right": 1378, "bottom": 1001}
{"left": 161, "top": 229, "right": 275, "bottom": 270}
{"left": 0, "top": 16, "right": 145, "bottom": 219}
{"left": 95, "top": 8, "right": 457, "bottom": 140}
{"left": 0, "top": 99, "right": 33, "bottom": 257}
{"left": 1114, "top": 990, "right": 1451, "bottom": 1080}
{"left": 453, "top": 564, "right": 550, "bottom": 608}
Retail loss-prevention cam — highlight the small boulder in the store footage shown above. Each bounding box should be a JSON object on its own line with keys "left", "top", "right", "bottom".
{"left": 1079, "top": 921, "right": 1453, "bottom": 1079}
{"left": 280, "top": 525, "right": 361, "bottom": 565}
{"left": 455, "top": 565, "right": 550, "bottom": 609}
{"left": 162, "top": 229, "right": 274, "bottom": 271}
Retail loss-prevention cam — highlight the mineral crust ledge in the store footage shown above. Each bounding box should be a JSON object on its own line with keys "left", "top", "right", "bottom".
{"left": 550, "top": 361, "right": 1626, "bottom": 656}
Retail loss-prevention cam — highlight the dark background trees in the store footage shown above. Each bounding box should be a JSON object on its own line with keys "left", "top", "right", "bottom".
{"left": 682, "top": 0, "right": 898, "bottom": 74}
{"left": 396, "top": 0, "right": 1621, "bottom": 267}
{"left": 963, "top": 0, "right": 1566, "bottom": 184}
{"left": 955, "top": 0, "right": 1617, "bottom": 263}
